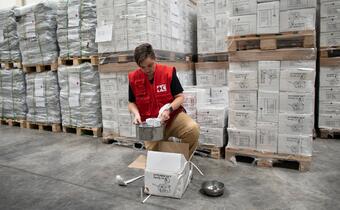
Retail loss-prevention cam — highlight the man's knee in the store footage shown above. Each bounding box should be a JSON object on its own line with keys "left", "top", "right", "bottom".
{"left": 183, "top": 121, "right": 200, "bottom": 139}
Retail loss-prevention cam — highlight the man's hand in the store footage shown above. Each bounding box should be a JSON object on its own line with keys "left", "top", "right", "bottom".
{"left": 159, "top": 110, "right": 170, "bottom": 123}
{"left": 133, "top": 114, "right": 142, "bottom": 125}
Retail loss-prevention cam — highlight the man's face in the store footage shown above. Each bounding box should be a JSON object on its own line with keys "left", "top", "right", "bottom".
{"left": 139, "top": 57, "right": 155, "bottom": 77}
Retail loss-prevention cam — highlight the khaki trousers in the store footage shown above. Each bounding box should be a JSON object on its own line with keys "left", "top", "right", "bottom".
{"left": 144, "top": 112, "right": 200, "bottom": 157}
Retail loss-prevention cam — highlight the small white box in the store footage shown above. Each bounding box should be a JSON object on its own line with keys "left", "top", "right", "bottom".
{"left": 257, "top": 91, "right": 279, "bottom": 122}
{"left": 197, "top": 105, "right": 228, "bottom": 128}
{"left": 280, "top": 0, "right": 316, "bottom": 11}
{"left": 257, "top": 1, "right": 280, "bottom": 34}
{"left": 229, "top": 90, "right": 257, "bottom": 111}
{"left": 258, "top": 61, "right": 280, "bottom": 91}
{"left": 319, "top": 114, "right": 340, "bottom": 129}
{"left": 183, "top": 87, "right": 210, "bottom": 110}
{"left": 215, "top": 0, "right": 228, "bottom": 14}
{"left": 228, "top": 70, "right": 258, "bottom": 90}
{"left": 197, "top": 15, "right": 215, "bottom": 29}
{"left": 199, "top": 127, "right": 226, "bottom": 147}
{"left": 228, "top": 0, "right": 257, "bottom": 16}
{"left": 319, "top": 101, "right": 340, "bottom": 114}
{"left": 278, "top": 134, "right": 313, "bottom": 156}
{"left": 228, "top": 15, "right": 257, "bottom": 36}
{"left": 319, "top": 87, "right": 340, "bottom": 101}
{"left": 321, "top": 16, "right": 340, "bottom": 33}
{"left": 230, "top": 61, "right": 258, "bottom": 72}
{"left": 198, "top": 41, "right": 216, "bottom": 54}
{"left": 320, "top": 66, "right": 340, "bottom": 87}
{"left": 198, "top": 1, "right": 215, "bottom": 16}
{"left": 145, "top": 151, "right": 191, "bottom": 199}
{"left": 321, "top": 0, "right": 340, "bottom": 18}
{"left": 320, "top": 32, "right": 340, "bottom": 47}
{"left": 280, "top": 92, "right": 314, "bottom": 114}
{"left": 210, "top": 86, "right": 229, "bottom": 105}
{"left": 227, "top": 128, "right": 256, "bottom": 150}
{"left": 256, "top": 122, "right": 278, "bottom": 153}
{"left": 280, "top": 8, "right": 316, "bottom": 32}
{"left": 228, "top": 109, "right": 257, "bottom": 130}
{"left": 196, "top": 68, "right": 228, "bottom": 86}
{"left": 279, "top": 114, "right": 314, "bottom": 135}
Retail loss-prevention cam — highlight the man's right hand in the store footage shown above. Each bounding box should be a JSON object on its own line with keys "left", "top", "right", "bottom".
{"left": 133, "top": 114, "right": 142, "bottom": 125}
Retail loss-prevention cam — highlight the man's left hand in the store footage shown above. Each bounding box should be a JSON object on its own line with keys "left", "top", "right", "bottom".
{"left": 159, "top": 110, "right": 170, "bottom": 123}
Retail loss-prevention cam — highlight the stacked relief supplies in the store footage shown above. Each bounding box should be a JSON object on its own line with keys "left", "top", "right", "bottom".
{"left": 0, "top": 8, "right": 21, "bottom": 62}
{"left": 320, "top": 0, "right": 340, "bottom": 47}
{"left": 57, "top": 0, "right": 98, "bottom": 58}
{"left": 0, "top": 69, "right": 26, "bottom": 119}
{"left": 58, "top": 63, "right": 102, "bottom": 128}
{"left": 14, "top": 1, "right": 58, "bottom": 65}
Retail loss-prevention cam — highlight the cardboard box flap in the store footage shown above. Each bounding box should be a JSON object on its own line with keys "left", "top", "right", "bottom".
{"left": 146, "top": 151, "right": 187, "bottom": 173}
{"left": 128, "top": 155, "right": 146, "bottom": 170}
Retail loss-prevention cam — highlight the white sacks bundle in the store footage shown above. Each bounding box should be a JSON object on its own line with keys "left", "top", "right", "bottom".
{"left": 15, "top": 1, "right": 58, "bottom": 65}
{"left": 26, "top": 71, "right": 61, "bottom": 124}
{"left": 58, "top": 63, "right": 102, "bottom": 128}
{"left": 57, "top": 0, "right": 97, "bottom": 58}
{"left": 0, "top": 8, "right": 21, "bottom": 61}
{"left": 0, "top": 69, "right": 26, "bottom": 119}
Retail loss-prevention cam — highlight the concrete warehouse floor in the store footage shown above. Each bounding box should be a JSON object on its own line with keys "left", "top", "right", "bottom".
{"left": 0, "top": 126, "right": 339, "bottom": 210}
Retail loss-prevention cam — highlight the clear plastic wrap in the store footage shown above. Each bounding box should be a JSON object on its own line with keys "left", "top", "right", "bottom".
{"left": 0, "top": 69, "right": 26, "bottom": 119}
{"left": 26, "top": 71, "right": 61, "bottom": 124}
{"left": 58, "top": 63, "right": 102, "bottom": 128}
{"left": 14, "top": 1, "right": 58, "bottom": 65}
{"left": 0, "top": 8, "right": 21, "bottom": 62}
{"left": 57, "top": 0, "right": 97, "bottom": 58}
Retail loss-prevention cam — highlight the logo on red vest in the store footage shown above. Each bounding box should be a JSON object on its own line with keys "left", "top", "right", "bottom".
{"left": 156, "top": 84, "right": 167, "bottom": 93}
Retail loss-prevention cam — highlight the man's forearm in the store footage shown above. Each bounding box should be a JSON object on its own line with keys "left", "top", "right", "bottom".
{"left": 128, "top": 102, "right": 140, "bottom": 116}
{"left": 171, "top": 94, "right": 184, "bottom": 110}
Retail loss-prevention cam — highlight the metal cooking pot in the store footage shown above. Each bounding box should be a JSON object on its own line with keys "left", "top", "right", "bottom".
{"left": 136, "top": 123, "right": 164, "bottom": 141}
{"left": 200, "top": 180, "right": 225, "bottom": 197}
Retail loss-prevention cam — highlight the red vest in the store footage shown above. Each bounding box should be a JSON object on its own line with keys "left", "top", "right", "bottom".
{"left": 128, "top": 63, "right": 184, "bottom": 126}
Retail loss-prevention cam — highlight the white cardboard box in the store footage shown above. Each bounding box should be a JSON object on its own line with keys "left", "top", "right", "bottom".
{"left": 258, "top": 61, "right": 280, "bottom": 91}
{"left": 256, "top": 122, "right": 278, "bottom": 153}
{"left": 228, "top": 109, "right": 257, "bottom": 130}
{"left": 319, "top": 101, "right": 340, "bottom": 114}
{"left": 227, "top": 128, "right": 257, "bottom": 150}
{"left": 257, "top": 1, "right": 280, "bottom": 34}
{"left": 321, "top": 16, "right": 340, "bottom": 33}
{"left": 144, "top": 151, "right": 191, "bottom": 199}
{"left": 229, "top": 61, "right": 258, "bottom": 72}
{"left": 279, "top": 92, "right": 314, "bottom": 114}
{"left": 228, "top": 15, "right": 257, "bottom": 36}
{"left": 320, "top": 32, "right": 340, "bottom": 47}
{"left": 319, "top": 87, "right": 340, "bottom": 101}
{"left": 210, "top": 86, "right": 229, "bottom": 105}
{"left": 279, "top": 114, "right": 314, "bottom": 135}
{"left": 228, "top": 70, "right": 258, "bottom": 90}
{"left": 196, "top": 68, "right": 228, "bottom": 86}
{"left": 199, "top": 127, "right": 226, "bottom": 147}
{"left": 280, "top": 8, "right": 316, "bottom": 32}
{"left": 278, "top": 134, "right": 313, "bottom": 156}
{"left": 320, "top": 66, "right": 340, "bottom": 87}
{"left": 319, "top": 114, "right": 340, "bottom": 129}
{"left": 197, "top": 105, "right": 227, "bottom": 128}
{"left": 280, "top": 0, "right": 316, "bottom": 11}
{"left": 257, "top": 91, "right": 279, "bottom": 122}
{"left": 228, "top": 0, "right": 257, "bottom": 16}
{"left": 321, "top": 0, "right": 340, "bottom": 18}
{"left": 229, "top": 90, "right": 257, "bottom": 111}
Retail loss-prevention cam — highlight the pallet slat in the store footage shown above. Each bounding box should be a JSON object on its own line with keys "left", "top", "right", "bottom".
{"left": 0, "top": 118, "right": 26, "bottom": 128}
{"left": 23, "top": 62, "right": 58, "bottom": 73}
{"left": 196, "top": 144, "right": 224, "bottom": 159}
{"left": 320, "top": 47, "right": 340, "bottom": 58}
{"left": 319, "top": 128, "right": 340, "bottom": 139}
{"left": 26, "top": 121, "right": 61, "bottom": 132}
{"left": 0, "top": 62, "right": 22, "bottom": 70}
{"left": 58, "top": 55, "right": 99, "bottom": 66}
{"left": 62, "top": 125, "right": 102, "bottom": 137}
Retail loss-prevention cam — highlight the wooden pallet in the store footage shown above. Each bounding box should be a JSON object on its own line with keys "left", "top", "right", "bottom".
{"left": 109, "top": 136, "right": 144, "bottom": 149}
{"left": 320, "top": 47, "right": 340, "bottom": 58}
{"left": 195, "top": 144, "right": 224, "bottom": 159}
{"left": 197, "top": 52, "right": 228, "bottom": 62}
{"left": 62, "top": 125, "right": 102, "bottom": 137}
{"left": 0, "top": 61, "right": 22, "bottom": 70}
{"left": 319, "top": 128, "right": 340, "bottom": 139}
{"left": 58, "top": 55, "right": 99, "bottom": 66}
{"left": 225, "top": 147, "right": 312, "bottom": 172}
{"left": 26, "top": 121, "right": 61, "bottom": 132}
{"left": 0, "top": 118, "right": 26, "bottom": 128}
{"left": 23, "top": 62, "right": 58, "bottom": 73}
{"left": 227, "top": 31, "right": 315, "bottom": 52}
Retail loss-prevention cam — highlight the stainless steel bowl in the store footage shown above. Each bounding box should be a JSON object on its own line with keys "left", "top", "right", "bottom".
{"left": 136, "top": 123, "right": 164, "bottom": 141}
{"left": 200, "top": 180, "right": 225, "bottom": 197}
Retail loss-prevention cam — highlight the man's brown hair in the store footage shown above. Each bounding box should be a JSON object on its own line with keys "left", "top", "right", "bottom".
{"left": 134, "top": 43, "right": 156, "bottom": 66}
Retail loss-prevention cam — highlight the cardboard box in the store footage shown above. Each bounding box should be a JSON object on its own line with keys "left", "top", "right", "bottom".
{"left": 215, "top": 0, "right": 228, "bottom": 14}
{"left": 196, "top": 68, "right": 228, "bottom": 86}
{"left": 183, "top": 87, "right": 210, "bottom": 108}
{"left": 319, "top": 101, "right": 340, "bottom": 114}
{"left": 279, "top": 114, "right": 314, "bottom": 135}
{"left": 321, "top": 16, "right": 340, "bottom": 33}
{"left": 257, "top": 91, "right": 279, "bottom": 122}
{"left": 258, "top": 61, "right": 280, "bottom": 91}
{"left": 229, "top": 90, "right": 257, "bottom": 111}
{"left": 228, "top": 70, "right": 258, "bottom": 90}
{"left": 280, "top": 92, "right": 314, "bottom": 114}
{"left": 320, "top": 32, "right": 340, "bottom": 47}
{"left": 177, "top": 70, "right": 194, "bottom": 86}
{"left": 228, "top": 0, "right": 257, "bottom": 16}
{"left": 256, "top": 122, "right": 278, "bottom": 153}
{"left": 228, "top": 109, "right": 257, "bottom": 130}
{"left": 280, "top": 8, "right": 315, "bottom": 32}
{"left": 228, "top": 15, "right": 257, "bottom": 36}
{"left": 278, "top": 135, "right": 313, "bottom": 156}
{"left": 230, "top": 61, "right": 258, "bottom": 72}
{"left": 280, "top": 64, "right": 316, "bottom": 93}
{"left": 144, "top": 151, "right": 191, "bottom": 198}
{"left": 321, "top": 0, "right": 340, "bottom": 18}
{"left": 280, "top": 0, "right": 316, "bottom": 11}
{"left": 197, "top": 15, "right": 215, "bottom": 29}
{"left": 199, "top": 127, "right": 226, "bottom": 147}
{"left": 210, "top": 86, "right": 229, "bottom": 104}
{"left": 227, "top": 128, "right": 257, "bottom": 150}
{"left": 197, "top": 105, "right": 227, "bottom": 128}
{"left": 257, "top": 1, "right": 280, "bottom": 34}
{"left": 320, "top": 66, "right": 340, "bottom": 87}
{"left": 319, "top": 87, "right": 340, "bottom": 101}
{"left": 198, "top": 1, "right": 215, "bottom": 16}
{"left": 319, "top": 114, "right": 340, "bottom": 129}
